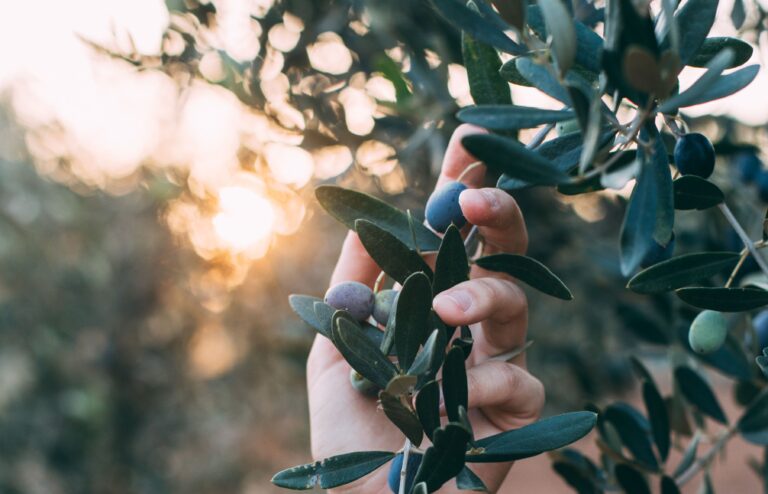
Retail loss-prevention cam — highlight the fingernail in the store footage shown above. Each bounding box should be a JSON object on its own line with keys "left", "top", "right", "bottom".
{"left": 435, "top": 290, "right": 472, "bottom": 313}
{"left": 480, "top": 189, "right": 500, "bottom": 211}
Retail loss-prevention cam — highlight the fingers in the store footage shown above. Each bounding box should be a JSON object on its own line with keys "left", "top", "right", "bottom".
{"left": 459, "top": 187, "right": 528, "bottom": 255}
{"left": 435, "top": 124, "right": 488, "bottom": 190}
{"left": 463, "top": 361, "right": 545, "bottom": 428}
{"left": 329, "top": 231, "right": 381, "bottom": 288}
{"left": 432, "top": 278, "right": 527, "bottom": 352}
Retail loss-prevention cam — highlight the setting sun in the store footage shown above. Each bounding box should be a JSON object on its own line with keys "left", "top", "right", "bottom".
{"left": 212, "top": 186, "right": 275, "bottom": 253}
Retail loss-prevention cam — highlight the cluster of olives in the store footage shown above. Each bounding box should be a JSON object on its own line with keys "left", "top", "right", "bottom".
{"left": 732, "top": 151, "right": 768, "bottom": 202}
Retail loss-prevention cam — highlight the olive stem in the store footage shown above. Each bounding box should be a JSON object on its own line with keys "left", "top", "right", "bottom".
{"left": 527, "top": 123, "right": 555, "bottom": 149}
{"left": 725, "top": 249, "right": 750, "bottom": 288}
{"left": 399, "top": 438, "right": 412, "bottom": 494}
{"left": 374, "top": 271, "right": 387, "bottom": 294}
{"left": 676, "top": 425, "right": 737, "bottom": 486}
{"left": 719, "top": 203, "right": 768, "bottom": 278}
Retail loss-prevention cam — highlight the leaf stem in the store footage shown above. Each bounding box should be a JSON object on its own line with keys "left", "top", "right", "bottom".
{"left": 676, "top": 425, "right": 737, "bottom": 486}
{"left": 399, "top": 438, "right": 412, "bottom": 494}
{"left": 725, "top": 248, "right": 750, "bottom": 288}
{"left": 719, "top": 202, "right": 768, "bottom": 278}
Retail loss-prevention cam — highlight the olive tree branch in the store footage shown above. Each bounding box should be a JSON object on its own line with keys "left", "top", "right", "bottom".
{"left": 719, "top": 202, "right": 768, "bottom": 278}
{"left": 676, "top": 425, "right": 737, "bottom": 486}
{"left": 399, "top": 438, "right": 412, "bottom": 494}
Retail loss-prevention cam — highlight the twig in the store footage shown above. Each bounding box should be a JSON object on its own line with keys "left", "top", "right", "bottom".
{"left": 527, "top": 123, "right": 555, "bottom": 149}
{"left": 676, "top": 426, "right": 737, "bottom": 485}
{"left": 719, "top": 203, "right": 768, "bottom": 278}
{"left": 725, "top": 249, "right": 750, "bottom": 288}
{"left": 399, "top": 439, "right": 412, "bottom": 494}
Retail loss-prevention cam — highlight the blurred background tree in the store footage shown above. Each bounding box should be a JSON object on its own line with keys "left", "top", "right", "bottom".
{"left": 1, "top": 0, "right": 768, "bottom": 492}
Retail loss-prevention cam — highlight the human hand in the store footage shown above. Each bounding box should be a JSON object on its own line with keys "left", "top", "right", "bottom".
{"left": 306, "top": 124, "right": 545, "bottom": 493}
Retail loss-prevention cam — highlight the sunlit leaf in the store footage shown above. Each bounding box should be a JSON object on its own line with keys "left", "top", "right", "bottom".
{"left": 316, "top": 186, "right": 441, "bottom": 252}
{"left": 467, "top": 412, "right": 597, "bottom": 462}
{"left": 628, "top": 252, "right": 740, "bottom": 294}
{"left": 271, "top": 451, "right": 395, "bottom": 489}
{"left": 675, "top": 366, "right": 728, "bottom": 424}
{"left": 462, "top": 29, "right": 512, "bottom": 106}
{"left": 671, "top": 0, "right": 719, "bottom": 64}
{"left": 537, "top": 0, "right": 577, "bottom": 75}
{"left": 475, "top": 254, "right": 573, "bottom": 300}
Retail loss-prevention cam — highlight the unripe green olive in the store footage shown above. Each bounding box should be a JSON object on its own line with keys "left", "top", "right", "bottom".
{"left": 349, "top": 369, "right": 380, "bottom": 397}
{"left": 688, "top": 310, "right": 727, "bottom": 354}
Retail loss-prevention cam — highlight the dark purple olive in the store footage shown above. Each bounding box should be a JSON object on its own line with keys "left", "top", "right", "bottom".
{"left": 425, "top": 181, "right": 468, "bottom": 233}
{"left": 324, "top": 281, "right": 374, "bottom": 321}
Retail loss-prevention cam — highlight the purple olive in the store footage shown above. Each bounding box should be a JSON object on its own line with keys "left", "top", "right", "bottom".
{"left": 674, "top": 133, "right": 715, "bottom": 178}
{"left": 425, "top": 181, "right": 468, "bottom": 233}
{"left": 324, "top": 281, "right": 375, "bottom": 321}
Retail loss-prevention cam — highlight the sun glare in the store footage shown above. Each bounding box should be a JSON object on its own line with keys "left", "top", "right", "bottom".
{"left": 212, "top": 186, "right": 275, "bottom": 253}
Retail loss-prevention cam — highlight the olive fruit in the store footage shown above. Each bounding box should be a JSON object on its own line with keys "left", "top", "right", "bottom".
{"left": 735, "top": 151, "right": 762, "bottom": 184}
{"left": 425, "top": 181, "right": 468, "bottom": 233}
{"left": 673, "top": 133, "right": 716, "bottom": 178}
{"left": 688, "top": 310, "right": 727, "bottom": 354}
{"left": 556, "top": 118, "right": 580, "bottom": 136}
{"left": 757, "top": 170, "right": 768, "bottom": 203}
{"left": 324, "top": 281, "right": 375, "bottom": 321}
{"left": 373, "top": 289, "right": 399, "bottom": 326}
{"left": 387, "top": 452, "right": 423, "bottom": 494}
{"left": 349, "top": 369, "right": 380, "bottom": 397}
{"left": 640, "top": 235, "right": 675, "bottom": 268}
{"left": 753, "top": 310, "right": 768, "bottom": 350}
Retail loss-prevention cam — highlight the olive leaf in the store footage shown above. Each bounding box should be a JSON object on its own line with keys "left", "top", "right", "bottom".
{"left": 381, "top": 391, "right": 424, "bottom": 446}
{"left": 627, "top": 252, "right": 741, "bottom": 294}
{"left": 537, "top": 0, "right": 577, "bottom": 75}
{"left": 603, "top": 402, "right": 659, "bottom": 470}
{"left": 430, "top": 0, "right": 526, "bottom": 55}
{"left": 413, "top": 423, "right": 472, "bottom": 492}
{"left": 316, "top": 186, "right": 441, "bottom": 252}
{"left": 615, "top": 464, "right": 651, "bottom": 494}
{"left": 690, "top": 37, "right": 753, "bottom": 68}
{"left": 456, "top": 466, "right": 488, "bottom": 491}
{"left": 462, "top": 28, "right": 512, "bottom": 106}
{"left": 355, "top": 219, "right": 433, "bottom": 285}
{"left": 526, "top": 5, "right": 603, "bottom": 73}
{"left": 676, "top": 286, "right": 768, "bottom": 312}
{"left": 673, "top": 175, "right": 725, "bottom": 210}
{"left": 442, "top": 346, "right": 469, "bottom": 423}
{"left": 670, "top": 0, "right": 719, "bottom": 64}
{"left": 738, "top": 390, "right": 768, "bottom": 445}
{"left": 289, "top": 295, "right": 329, "bottom": 337}
{"left": 331, "top": 315, "right": 398, "bottom": 389}
{"left": 475, "top": 254, "right": 573, "bottom": 300}
{"left": 433, "top": 225, "right": 470, "bottom": 295}
{"left": 467, "top": 412, "right": 597, "bottom": 462}
{"left": 395, "top": 272, "right": 434, "bottom": 370}
{"left": 415, "top": 380, "right": 441, "bottom": 441}
{"left": 271, "top": 451, "right": 395, "bottom": 489}
{"left": 456, "top": 105, "right": 574, "bottom": 131}
{"left": 675, "top": 366, "right": 728, "bottom": 424}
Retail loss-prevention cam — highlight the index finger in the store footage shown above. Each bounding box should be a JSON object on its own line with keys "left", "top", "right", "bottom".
{"left": 435, "top": 124, "right": 488, "bottom": 190}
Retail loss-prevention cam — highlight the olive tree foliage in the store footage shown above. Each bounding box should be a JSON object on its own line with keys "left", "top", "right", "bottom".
{"left": 266, "top": 0, "right": 768, "bottom": 492}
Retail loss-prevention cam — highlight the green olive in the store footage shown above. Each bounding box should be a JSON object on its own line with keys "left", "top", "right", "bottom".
{"left": 688, "top": 310, "right": 727, "bottom": 355}
{"left": 349, "top": 369, "right": 380, "bottom": 397}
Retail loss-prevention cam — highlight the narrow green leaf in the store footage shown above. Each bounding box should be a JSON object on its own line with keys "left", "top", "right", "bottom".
{"left": 271, "top": 451, "right": 395, "bottom": 489}
{"left": 617, "top": 303, "right": 670, "bottom": 344}
{"left": 690, "top": 37, "right": 753, "bottom": 68}
{"left": 628, "top": 252, "right": 741, "bottom": 294}
{"left": 443, "top": 346, "right": 468, "bottom": 423}
{"left": 620, "top": 130, "right": 674, "bottom": 276}
{"left": 462, "top": 31, "right": 512, "bottom": 106}
{"left": 661, "top": 475, "right": 681, "bottom": 494}
{"left": 738, "top": 390, "right": 768, "bottom": 445}
{"left": 355, "top": 219, "right": 433, "bottom": 285}
{"left": 462, "top": 133, "right": 570, "bottom": 186}
{"left": 289, "top": 295, "right": 329, "bottom": 337}
{"left": 316, "top": 186, "right": 441, "bottom": 252}
{"left": 413, "top": 423, "right": 472, "bottom": 491}
{"left": 604, "top": 402, "right": 659, "bottom": 470}
{"left": 331, "top": 315, "right": 398, "bottom": 389}
{"left": 433, "top": 225, "right": 470, "bottom": 295}
{"left": 408, "top": 329, "right": 446, "bottom": 380}
{"left": 412, "top": 482, "right": 428, "bottom": 494}
{"left": 467, "top": 412, "right": 597, "bottom": 462}
{"left": 552, "top": 461, "right": 600, "bottom": 494}
{"left": 537, "top": 0, "right": 577, "bottom": 75}
{"left": 643, "top": 380, "right": 670, "bottom": 462}
{"left": 675, "top": 366, "right": 728, "bottom": 424}
{"left": 499, "top": 58, "right": 534, "bottom": 86}
{"left": 676, "top": 286, "right": 768, "bottom": 312}
{"left": 395, "top": 272, "right": 433, "bottom": 370}
{"left": 457, "top": 105, "right": 574, "bottom": 131}
{"left": 527, "top": 5, "right": 602, "bottom": 73}
{"left": 475, "top": 254, "right": 573, "bottom": 300}
{"left": 673, "top": 175, "right": 725, "bottom": 210}
{"left": 672, "top": 0, "right": 719, "bottom": 64}
{"left": 515, "top": 57, "right": 570, "bottom": 104}
{"left": 313, "top": 301, "right": 336, "bottom": 338}
{"left": 456, "top": 466, "right": 487, "bottom": 491}
{"left": 672, "top": 433, "right": 700, "bottom": 478}
{"left": 615, "top": 464, "right": 651, "bottom": 494}
{"left": 430, "top": 0, "right": 526, "bottom": 55}
{"left": 416, "top": 380, "right": 441, "bottom": 441}
{"left": 381, "top": 391, "right": 424, "bottom": 446}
